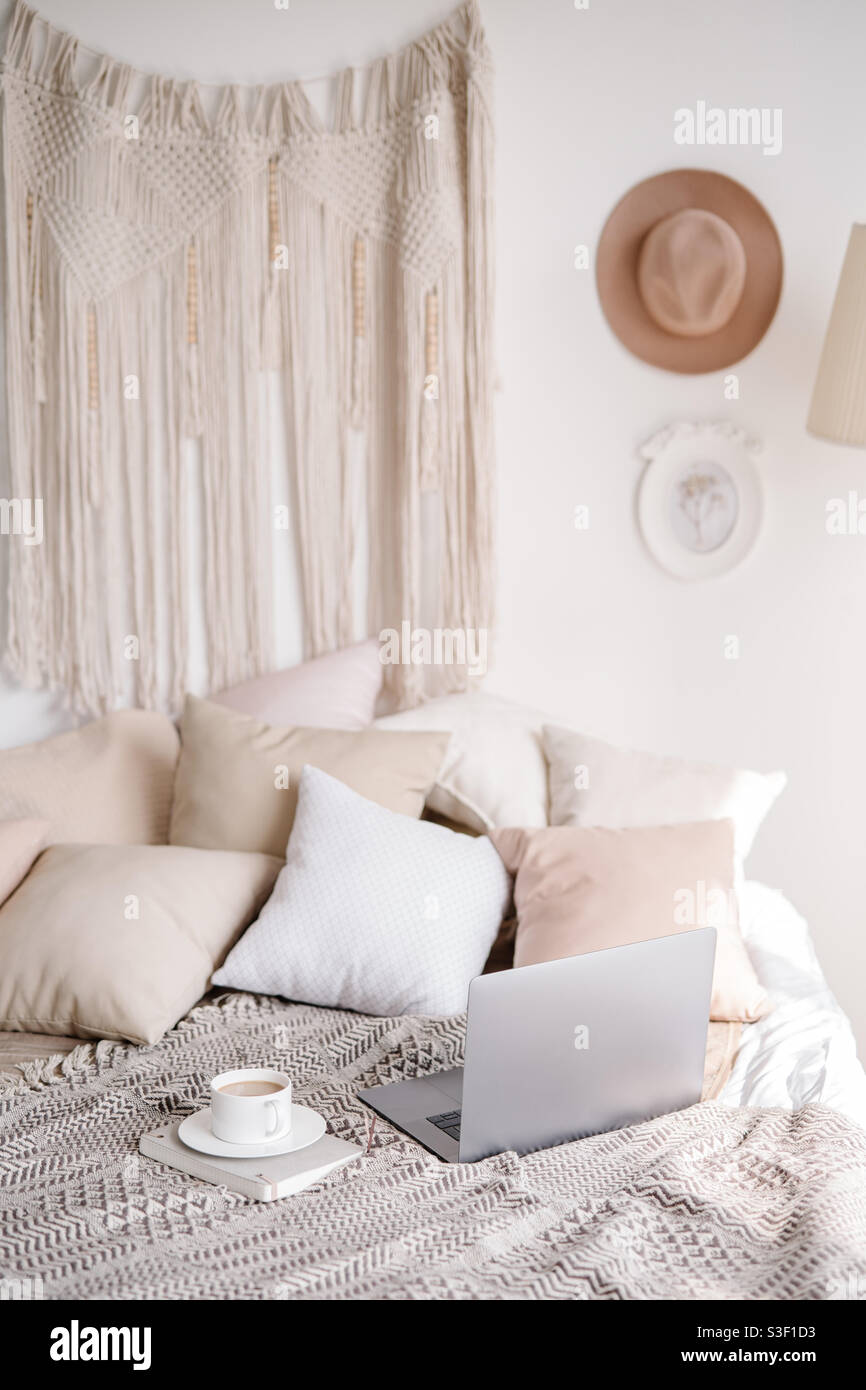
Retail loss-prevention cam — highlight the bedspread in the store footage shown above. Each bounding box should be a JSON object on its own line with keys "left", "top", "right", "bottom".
{"left": 1, "top": 991, "right": 865, "bottom": 1300}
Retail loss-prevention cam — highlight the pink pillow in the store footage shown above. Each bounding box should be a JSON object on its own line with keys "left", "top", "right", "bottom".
{"left": 491, "top": 819, "right": 769, "bottom": 1023}
{"left": 210, "top": 640, "right": 382, "bottom": 730}
{"left": 0, "top": 819, "right": 48, "bottom": 907}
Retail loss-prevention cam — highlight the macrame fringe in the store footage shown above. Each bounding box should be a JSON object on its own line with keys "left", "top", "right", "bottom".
{"left": 1, "top": 0, "right": 495, "bottom": 714}
{"left": 0, "top": 1037, "right": 126, "bottom": 1098}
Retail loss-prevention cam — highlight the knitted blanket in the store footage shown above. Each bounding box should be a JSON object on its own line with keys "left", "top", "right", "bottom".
{"left": 1, "top": 991, "right": 865, "bottom": 1301}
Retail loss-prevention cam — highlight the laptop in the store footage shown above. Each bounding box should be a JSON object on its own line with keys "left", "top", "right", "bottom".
{"left": 358, "top": 928, "right": 716, "bottom": 1163}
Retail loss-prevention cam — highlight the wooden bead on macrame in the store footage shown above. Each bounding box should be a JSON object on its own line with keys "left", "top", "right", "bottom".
{"left": 350, "top": 236, "right": 367, "bottom": 427}
{"left": 420, "top": 288, "right": 440, "bottom": 491}
{"left": 352, "top": 237, "right": 366, "bottom": 339}
{"left": 86, "top": 306, "right": 100, "bottom": 506}
{"left": 184, "top": 239, "right": 204, "bottom": 437}
{"left": 86, "top": 307, "right": 98, "bottom": 412}
{"left": 425, "top": 289, "right": 439, "bottom": 378}
{"left": 268, "top": 157, "right": 280, "bottom": 265}
{"left": 186, "top": 240, "right": 198, "bottom": 346}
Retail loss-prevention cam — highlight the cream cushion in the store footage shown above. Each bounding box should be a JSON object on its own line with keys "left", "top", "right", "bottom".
{"left": 375, "top": 691, "right": 549, "bottom": 830}
{"left": 210, "top": 639, "right": 382, "bottom": 730}
{"left": 170, "top": 695, "right": 449, "bottom": 856}
{"left": 0, "top": 845, "right": 282, "bottom": 1044}
{"left": 0, "top": 819, "right": 48, "bottom": 907}
{"left": 543, "top": 724, "right": 786, "bottom": 861}
{"left": 0, "top": 710, "right": 179, "bottom": 845}
{"left": 491, "top": 819, "right": 769, "bottom": 1023}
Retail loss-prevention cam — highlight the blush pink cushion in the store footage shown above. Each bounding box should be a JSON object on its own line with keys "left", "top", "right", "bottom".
{"left": 491, "top": 819, "right": 768, "bottom": 1023}
{"left": 210, "top": 640, "right": 382, "bottom": 731}
{"left": 0, "top": 819, "right": 49, "bottom": 908}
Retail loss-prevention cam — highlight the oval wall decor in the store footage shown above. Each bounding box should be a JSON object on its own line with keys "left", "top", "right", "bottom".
{"left": 637, "top": 421, "right": 763, "bottom": 580}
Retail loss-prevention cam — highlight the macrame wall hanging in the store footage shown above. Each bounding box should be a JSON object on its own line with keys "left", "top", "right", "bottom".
{"left": 0, "top": 0, "right": 495, "bottom": 714}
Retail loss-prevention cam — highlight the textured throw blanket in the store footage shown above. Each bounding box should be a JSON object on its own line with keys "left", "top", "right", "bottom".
{"left": 1, "top": 992, "right": 865, "bottom": 1300}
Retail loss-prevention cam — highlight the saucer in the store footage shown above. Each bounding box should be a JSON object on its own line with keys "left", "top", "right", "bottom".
{"left": 178, "top": 1104, "right": 326, "bottom": 1158}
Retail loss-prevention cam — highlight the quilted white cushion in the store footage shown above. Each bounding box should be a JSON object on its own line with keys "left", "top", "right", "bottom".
{"left": 212, "top": 765, "right": 512, "bottom": 1016}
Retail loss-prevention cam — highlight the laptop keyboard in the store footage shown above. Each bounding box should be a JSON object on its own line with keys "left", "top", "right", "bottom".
{"left": 426, "top": 1109, "right": 462, "bottom": 1141}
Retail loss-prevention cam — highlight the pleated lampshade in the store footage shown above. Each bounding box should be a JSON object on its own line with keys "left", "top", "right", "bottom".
{"left": 808, "top": 224, "right": 866, "bottom": 446}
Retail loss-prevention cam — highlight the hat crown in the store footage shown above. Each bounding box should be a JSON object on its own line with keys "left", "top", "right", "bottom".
{"left": 637, "top": 208, "right": 747, "bottom": 338}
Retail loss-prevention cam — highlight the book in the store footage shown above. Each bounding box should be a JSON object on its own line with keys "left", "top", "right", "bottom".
{"left": 140, "top": 1121, "right": 363, "bottom": 1201}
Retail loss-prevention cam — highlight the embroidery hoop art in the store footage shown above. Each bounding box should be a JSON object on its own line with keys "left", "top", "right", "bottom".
{"left": 637, "top": 421, "right": 763, "bottom": 581}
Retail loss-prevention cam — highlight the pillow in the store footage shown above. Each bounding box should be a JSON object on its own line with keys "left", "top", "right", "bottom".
{"left": 420, "top": 808, "right": 517, "bottom": 976}
{"left": 491, "top": 820, "right": 769, "bottom": 1022}
{"left": 170, "top": 696, "right": 449, "bottom": 856}
{"left": 0, "top": 710, "right": 179, "bottom": 845}
{"left": 543, "top": 724, "right": 786, "bottom": 861}
{"left": 210, "top": 639, "right": 382, "bottom": 729}
{"left": 213, "top": 765, "right": 512, "bottom": 1016}
{"left": 482, "top": 915, "right": 518, "bottom": 975}
{"left": 0, "top": 845, "right": 281, "bottom": 1044}
{"left": 0, "top": 819, "right": 48, "bottom": 907}
{"left": 375, "top": 691, "right": 549, "bottom": 831}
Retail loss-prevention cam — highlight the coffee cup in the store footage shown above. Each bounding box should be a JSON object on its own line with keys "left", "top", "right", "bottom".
{"left": 210, "top": 1068, "right": 292, "bottom": 1144}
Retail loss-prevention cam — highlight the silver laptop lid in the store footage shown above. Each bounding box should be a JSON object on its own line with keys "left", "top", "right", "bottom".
{"left": 458, "top": 928, "right": 716, "bottom": 1163}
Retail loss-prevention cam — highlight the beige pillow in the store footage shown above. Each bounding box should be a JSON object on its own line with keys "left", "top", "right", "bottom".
{"left": 211, "top": 639, "right": 382, "bottom": 729}
{"left": 543, "top": 724, "right": 786, "bottom": 863}
{"left": 491, "top": 820, "right": 769, "bottom": 1023}
{"left": 0, "top": 711, "right": 179, "bottom": 845}
{"left": 170, "top": 695, "right": 450, "bottom": 856}
{"left": 0, "top": 844, "right": 282, "bottom": 1044}
{"left": 0, "top": 819, "right": 48, "bottom": 907}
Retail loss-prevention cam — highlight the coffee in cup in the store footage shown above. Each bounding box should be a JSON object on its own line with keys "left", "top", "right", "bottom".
{"left": 218, "top": 1080, "right": 283, "bottom": 1097}
{"left": 210, "top": 1068, "right": 292, "bottom": 1144}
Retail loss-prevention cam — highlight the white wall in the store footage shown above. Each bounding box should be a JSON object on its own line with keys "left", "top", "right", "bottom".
{"left": 1, "top": 0, "right": 865, "bottom": 1050}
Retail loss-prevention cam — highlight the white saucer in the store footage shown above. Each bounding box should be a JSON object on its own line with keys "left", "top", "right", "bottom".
{"left": 178, "top": 1104, "right": 326, "bottom": 1158}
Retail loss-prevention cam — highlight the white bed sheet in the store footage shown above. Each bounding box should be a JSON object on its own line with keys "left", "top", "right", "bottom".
{"left": 723, "top": 881, "right": 866, "bottom": 1128}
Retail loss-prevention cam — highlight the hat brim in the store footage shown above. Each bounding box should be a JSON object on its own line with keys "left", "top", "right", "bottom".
{"left": 596, "top": 169, "right": 783, "bottom": 374}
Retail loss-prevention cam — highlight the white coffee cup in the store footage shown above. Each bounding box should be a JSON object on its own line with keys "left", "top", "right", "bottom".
{"left": 210, "top": 1068, "right": 292, "bottom": 1145}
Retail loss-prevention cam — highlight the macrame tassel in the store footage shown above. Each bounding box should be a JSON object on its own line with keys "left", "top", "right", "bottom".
{"left": 419, "top": 288, "right": 440, "bottom": 491}
{"left": 86, "top": 306, "right": 101, "bottom": 507}
{"left": 261, "top": 156, "right": 282, "bottom": 369}
{"left": 183, "top": 239, "right": 203, "bottom": 436}
{"left": 350, "top": 236, "right": 367, "bottom": 428}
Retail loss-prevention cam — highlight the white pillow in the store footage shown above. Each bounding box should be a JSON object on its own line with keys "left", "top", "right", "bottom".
{"left": 212, "top": 765, "right": 512, "bottom": 1016}
{"left": 543, "top": 724, "right": 786, "bottom": 861}
{"left": 375, "top": 691, "right": 549, "bottom": 830}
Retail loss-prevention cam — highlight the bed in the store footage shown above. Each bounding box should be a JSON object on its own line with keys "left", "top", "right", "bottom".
{"left": 3, "top": 880, "right": 862, "bottom": 1115}
{"left": 723, "top": 882, "right": 866, "bottom": 1127}
{"left": 1, "top": 880, "right": 865, "bottom": 1301}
